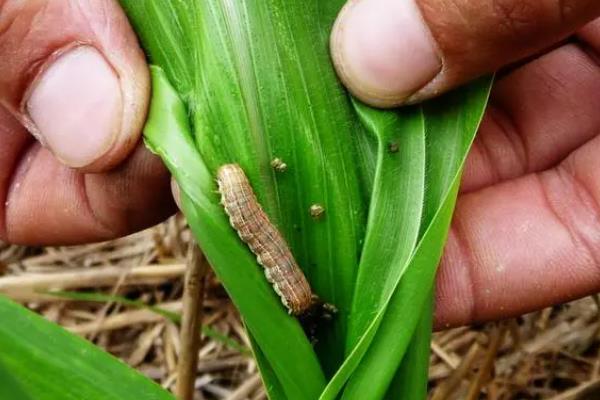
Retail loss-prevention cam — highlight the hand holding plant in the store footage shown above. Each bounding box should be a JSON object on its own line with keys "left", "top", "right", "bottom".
{"left": 1, "top": 1, "right": 600, "bottom": 399}
{"left": 0, "top": 0, "right": 598, "bottom": 332}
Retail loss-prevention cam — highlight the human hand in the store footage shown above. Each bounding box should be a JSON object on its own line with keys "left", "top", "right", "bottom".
{"left": 0, "top": 0, "right": 175, "bottom": 245}
{"left": 331, "top": 0, "right": 600, "bottom": 328}
{"left": 5, "top": 0, "right": 599, "bottom": 331}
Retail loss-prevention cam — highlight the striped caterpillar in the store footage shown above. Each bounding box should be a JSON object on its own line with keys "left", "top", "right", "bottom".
{"left": 216, "top": 163, "right": 315, "bottom": 316}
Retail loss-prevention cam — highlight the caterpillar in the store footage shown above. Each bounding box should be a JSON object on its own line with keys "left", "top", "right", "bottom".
{"left": 216, "top": 163, "right": 315, "bottom": 316}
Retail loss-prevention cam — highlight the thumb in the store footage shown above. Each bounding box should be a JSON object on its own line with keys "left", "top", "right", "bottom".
{"left": 0, "top": 0, "right": 149, "bottom": 171}
{"left": 331, "top": 0, "right": 600, "bottom": 107}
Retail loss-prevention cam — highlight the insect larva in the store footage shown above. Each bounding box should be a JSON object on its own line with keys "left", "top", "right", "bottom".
{"left": 216, "top": 163, "right": 314, "bottom": 316}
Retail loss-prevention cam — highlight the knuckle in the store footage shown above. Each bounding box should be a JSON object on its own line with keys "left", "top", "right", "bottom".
{"left": 492, "top": 0, "right": 589, "bottom": 36}
{"left": 555, "top": 0, "right": 600, "bottom": 25}
{"left": 492, "top": 0, "right": 540, "bottom": 38}
{"left": 558, "top": 0, "right": 574, "bottom": 21}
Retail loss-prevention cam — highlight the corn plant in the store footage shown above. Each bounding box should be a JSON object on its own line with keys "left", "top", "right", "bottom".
{"left": 120, "top": 1, "right": 491, "bottom": 399}
{"left": 0, "top": 1, "right": 491, "bottom": 399}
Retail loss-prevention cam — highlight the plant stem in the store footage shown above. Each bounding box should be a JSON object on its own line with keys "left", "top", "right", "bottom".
{"left": 431, "top": 339, "right": 482, "bottom": 400}
{"left": 176, "top": 241, "right": 209, "bottom": 400}
{"left": 465, "top": 323, "right": 507, "bottom": 400}
{"left": 0, "top": 264, "right": 185, "bottom": 302}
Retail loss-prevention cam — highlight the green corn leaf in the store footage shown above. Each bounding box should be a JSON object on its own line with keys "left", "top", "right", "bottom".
{"left": 144, "top": 67, "right": 326, "bottom": 399}
{"left": 119, "top": 1, "right": 493, "bottom": 399}
{"left": 0, "top": 358, "right": 33, "bottom": 400}
{"left": 0, "top": 1, "right": 494, "bottom": 399}
{"left": 386, "top": 295, "right": 434, "bottom": 399}
{"left": 345, "top": 102, "right": 426, "bottom": 352}
{"left": 0, "top": 295, "right": 174, "bottom": 400}
{"left": 340, "top": 78, "right": 492, "bottom": 400}
{"left": 121, "top": 1, "right": 366, "bottom": 377}
{"left": 340, "top": 181, "right": 460, "bottom": 399}
{"left": 250, "top": 336, "right": 287, "bottom": 400}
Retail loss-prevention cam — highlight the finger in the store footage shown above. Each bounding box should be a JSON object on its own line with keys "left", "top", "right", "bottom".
{"left": 462, "top": 35, "right": 600, "bottom": 193}
{"left": 170, "top": 178, "right": 183, "bottom": 211}
{"left": 4, "top": 142, "right": 175, "bottom": 245}
{"left": 330, "top": 0, "right": 600, "bottom": 107}
{"left": 0, "top": 0, "right": 149, "bottom": 171}
{"left": 434, "top": 135, "right": 600, "bottom": 329}
{"left": 0, "top": 106, "right": 32, "bottom": 240}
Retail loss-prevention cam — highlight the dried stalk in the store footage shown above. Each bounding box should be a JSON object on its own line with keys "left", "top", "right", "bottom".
{"left": 67, "top": 302, "right": 182, "bottom": 334}
{"left": 466, "top": 324, "right": 507, "bottom": 400}
{"left": 176, "top": 241, "right": 209, "bottom": 400}
{"left": 431, "top": 340, "right": 482, "bottom": 400}
{"left": 0, "top": 264, "right": 185, "bottom": 301}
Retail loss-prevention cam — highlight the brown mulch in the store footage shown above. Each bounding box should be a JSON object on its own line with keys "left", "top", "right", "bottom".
{"left": 1, "top": 215, "right": 599, "bottom": 400}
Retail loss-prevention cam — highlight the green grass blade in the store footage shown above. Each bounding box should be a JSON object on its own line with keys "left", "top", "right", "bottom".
{"left": 0, "top": 295, "right": 174, "bottom": 400}
{"left": 422, "top": 78, "right": 494, "bottom": 225}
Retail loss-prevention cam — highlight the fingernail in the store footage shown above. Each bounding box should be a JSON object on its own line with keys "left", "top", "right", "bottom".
{"left": 331, "top": 0, "right": 441, "bottom": 107}
{"left": 171, "top": 178, "right": 183, "bottom": 211}
{"left": 26, "top": 46, "right": 123, "bottom": 168}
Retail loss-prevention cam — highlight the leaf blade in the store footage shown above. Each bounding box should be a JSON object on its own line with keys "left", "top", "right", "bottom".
{"left": 0, "top": 296, "right": 174, "bottom": 400}
{"left": 341, "top": 77, "right": 493, "bottom": 399}
{"left": 346, "top": 102, "right": 426, "bottom": 352}
{"left": 144, "top": 67, "right": 327, "bottom": 399}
